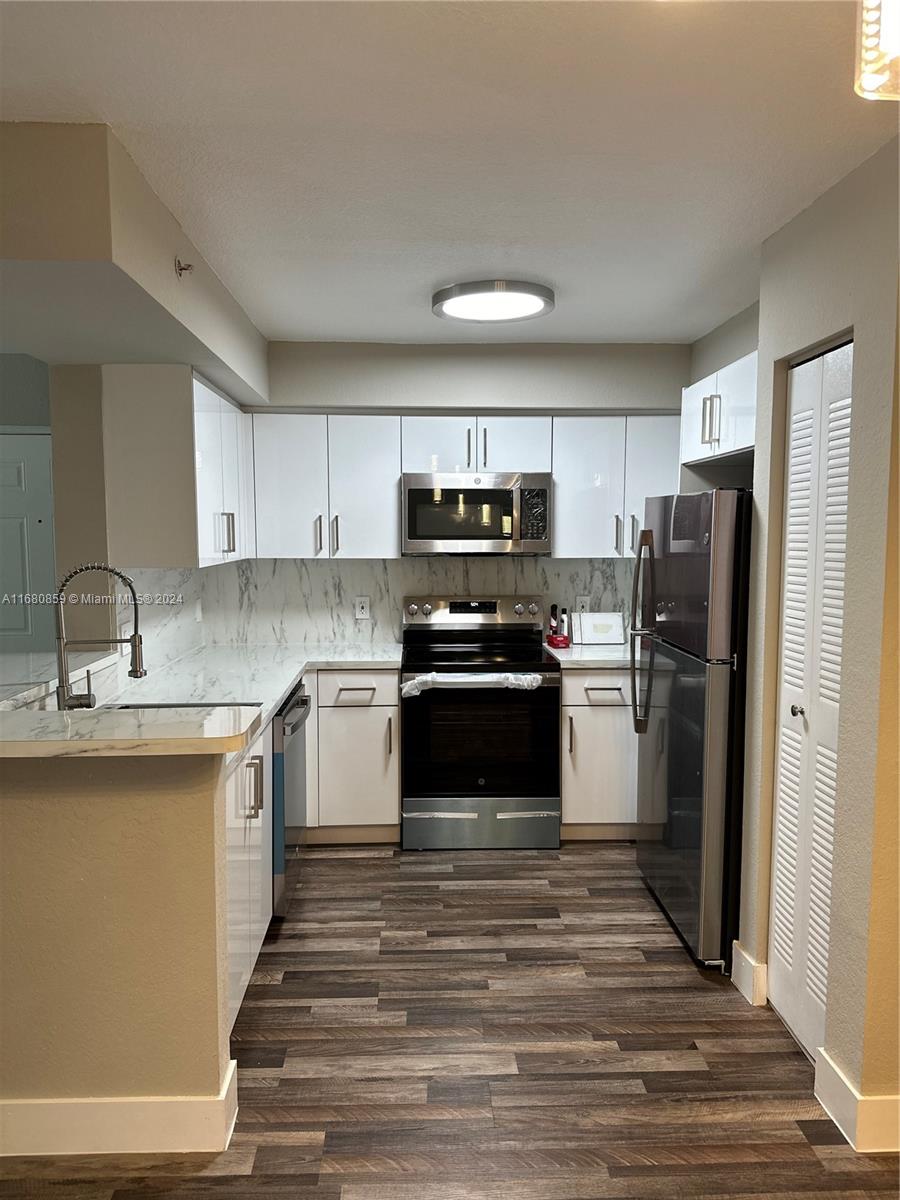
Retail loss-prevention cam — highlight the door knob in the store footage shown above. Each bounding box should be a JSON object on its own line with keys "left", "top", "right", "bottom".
{"left": 790, "top": 704, "right": 806, "bottom": 717}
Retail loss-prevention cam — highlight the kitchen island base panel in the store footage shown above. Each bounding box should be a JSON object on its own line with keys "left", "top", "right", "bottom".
{"left": 0, "top": 755, "right": 234, "bottom": 1155}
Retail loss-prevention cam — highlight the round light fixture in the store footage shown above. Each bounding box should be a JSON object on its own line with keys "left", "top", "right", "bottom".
{"left": 432, "top": 279, "right": 555, "bottom": 323}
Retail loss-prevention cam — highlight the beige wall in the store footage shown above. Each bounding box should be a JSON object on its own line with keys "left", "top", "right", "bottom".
{"left": 0, "top": 755, "right": 228, "bottom": 1098}
{"left": 689, "top": 303, "right": 759, "bottom": 384}
{"left": 739, "top": 138, "right": 899, "bottom": 1093}
{"left": 268, "top": 340, "right": 689, "bottom": 412}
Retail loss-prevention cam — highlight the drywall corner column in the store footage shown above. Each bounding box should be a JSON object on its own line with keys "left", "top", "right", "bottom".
{"left": 0, "top": 755, "right": 234, "bottom": 1155}
{"left": 49, "top": 365, "right": 115, "bottom": 644}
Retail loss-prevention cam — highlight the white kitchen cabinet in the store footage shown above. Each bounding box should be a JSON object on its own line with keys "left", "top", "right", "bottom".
{"left": 716, "top": 351, "right": 758, "bottom": 454}
{"left": 679, "top": 351, "right": 757, "bottom": 466}
{"left": 318, "top": 705, "right": 399, "bottom": 825}
{"left": 237, "top": 413, "right": 257, "bottom": 559}
{"left": 623, "top": 415, "right": 680, "bottom": 557}
{"left": 562, "top": 701, "right": 638, "bottom": 824}
{"left": 401, "top": 416, "right": 475, "bottom": 473}
{"left": 475, "top": 416, "right": 552, "bottom": 473}
{"left": 192, "top": 375, "right": 251, "bottom": 567}
{"left": 328, "top": 415, "right": 401, "bottom": 558}
{"left": 551, "top": 416, "right": 626, "bottom": 558}
{"left": 193, "top": 378, "right": 227, "bottom": 567}
{"left": 225, "top": 725, "right": 274, "bottom": 1030}
{"left": 253, "top": 414, "right": 329, "bottom": 558}
{"left": 679, "top": 374, "right": 716, "bottom": 467}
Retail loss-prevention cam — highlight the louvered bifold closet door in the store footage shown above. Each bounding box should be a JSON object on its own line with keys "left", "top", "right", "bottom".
{"left": 768, "top": 344, "right": 852, "bottom": 1059}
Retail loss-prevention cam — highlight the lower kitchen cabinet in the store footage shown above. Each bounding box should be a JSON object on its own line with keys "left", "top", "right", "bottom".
{"left": 318, "top": 705, "right": 399, "bottom": 825}
{"left": 225, "top": 724, "right": 273, "bottom": 1030}
{"left": 561, "top": 702, "right": 638, "bottom": 824}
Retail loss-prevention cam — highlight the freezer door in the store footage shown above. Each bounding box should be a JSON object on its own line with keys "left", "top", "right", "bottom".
{"left": 641, "top": 490, "right": 745, "bottom": 662}
{"left": 633, "top": 637, "right": 732, "bottom": 964}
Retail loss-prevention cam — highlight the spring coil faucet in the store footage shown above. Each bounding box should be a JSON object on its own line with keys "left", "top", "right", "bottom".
{"left": 55, "top": 562, "right": 147, "bottom": 710}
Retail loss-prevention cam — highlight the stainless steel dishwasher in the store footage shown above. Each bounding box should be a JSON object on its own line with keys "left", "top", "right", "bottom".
{"left": 272, "top": 682, "right": 311, "bottom": 916}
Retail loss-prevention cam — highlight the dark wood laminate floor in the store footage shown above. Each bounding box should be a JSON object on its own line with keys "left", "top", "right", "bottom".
{"left": 4, "top": 843, "right": 899, "bottom": 1198}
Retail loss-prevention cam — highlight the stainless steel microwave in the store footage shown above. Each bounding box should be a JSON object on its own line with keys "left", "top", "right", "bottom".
{"left": 401, "top": 472, "right": 552, "bottom": 555}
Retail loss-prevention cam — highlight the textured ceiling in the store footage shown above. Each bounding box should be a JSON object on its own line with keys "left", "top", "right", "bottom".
{"left": 0, "top": 1, "right": 895, "bottom": 344}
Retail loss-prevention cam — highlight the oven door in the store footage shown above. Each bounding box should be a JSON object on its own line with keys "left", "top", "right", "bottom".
{"left": 402, "top": 473, "right": 520, "bottom": 554}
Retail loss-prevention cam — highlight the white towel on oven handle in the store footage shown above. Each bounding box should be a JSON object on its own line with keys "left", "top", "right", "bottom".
{"left": 400, "top": 671, "right": 543, "bottom": 698}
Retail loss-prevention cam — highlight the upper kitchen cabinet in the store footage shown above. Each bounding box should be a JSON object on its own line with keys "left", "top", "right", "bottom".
{"left": 193, "top": 376, "right": 254, "bottom": 567}
{"left": 552, "top": 416, "right": 626, "bottom": 558}
{"left": 253, "top": 414, "right": 329, "bottom": 558}
{"left": 680, "top": 351, "right": 758, "bottom": 466}
{"left": 623, "top": 415, "right": 680, "bottom": 557}
{"left": 328, "top": 415, "right": 401, "bottom": 558}
{"left": 474, "top": 417, "right": 552, "bottom": 473}
{"left": 401, "top": 416, "right": 474, "bottom": 472}
{"left": 50, "top": 363, "right": 254, "bottom": 573}
{"left": 400, "top": 416, "right": 551, "bottom": 474}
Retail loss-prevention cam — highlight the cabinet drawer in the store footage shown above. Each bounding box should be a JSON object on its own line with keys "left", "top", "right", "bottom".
{"left": 561, "top": 670, "right": 631, "bottom": 706}
{"left": 318, "top": 669, "right": 399, "bottom": 707}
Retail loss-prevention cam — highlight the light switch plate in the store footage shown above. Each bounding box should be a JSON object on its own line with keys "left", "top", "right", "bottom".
{"left": 576, "top": 595, "right": 590, "bottom": 613}
{"left": 354, "top": 596, "right": 370, "bottom": 620}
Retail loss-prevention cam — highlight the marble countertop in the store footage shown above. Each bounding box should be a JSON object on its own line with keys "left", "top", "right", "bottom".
{"left": 546, "top": 642, "right": 632, "bottom": 669}
{"left": 0, "top": 704, "right": 262, "bottom": 758}
{"left": 0, "top": 649, "right": 117, "bottom": 708}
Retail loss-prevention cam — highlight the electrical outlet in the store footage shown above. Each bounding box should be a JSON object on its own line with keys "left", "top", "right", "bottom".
{"left": 576, "top": 595, "right": 590, "bottom": 613}
{"left": 118, "top": 619, "right": 133, "bottom": 657}
{"left": 354, "top": 596, "right": 370, "bottom": 620}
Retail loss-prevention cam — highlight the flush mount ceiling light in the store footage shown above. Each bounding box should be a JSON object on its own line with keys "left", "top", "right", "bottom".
{"left": 432, "top": 280, "right": 555, "bottom": 323}
{"left": 855, "top": 0, "right": 900, "bottom": 99}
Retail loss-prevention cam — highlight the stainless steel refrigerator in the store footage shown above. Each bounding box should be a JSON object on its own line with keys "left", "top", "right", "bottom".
{"left": 629, "top": 489, "right": 751, "bottom": 970}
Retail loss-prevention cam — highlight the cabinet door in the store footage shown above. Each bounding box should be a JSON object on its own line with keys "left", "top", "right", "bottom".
{"left": 476, "top": 416, "right": 552, "bottom": 473}
{"left": 192, "top": 378, "right": 225, "bottom": 567}
{"left": 225, "top": 760, "right": 251, "bottom": 1030}
{"left": 623, "top": 416, "right": 680, "bottom": 557}
{"left": 551, "top": 417, "right": 626, "bottom": 558}
{"left": 253, "top": 415, "right": 329, "bottom": 558}
{"left": 318, "top": 705, "right": 399, "bottom": 825}
{"left": 246, "top": 728, "right": 273, "bottom": 966}
{"left": 561, "top": 704, "right": 637, "bottom": 823}
{"left": 715, "top": 350, "right": 757, "bottom": 455}
{"left": 679, "top": 374, "right": 715, "bottom": 466}
{"left": 220, "top": 397, "right": 243, "bottom": 561}
{"left": 237, "top": 413, "right": 257, "bottom": 559}
{"left": 328, "top": 416, "right": 401, "bottom": 558}
{"left": 401, "top": 416, "right": 474, "bottom": 473}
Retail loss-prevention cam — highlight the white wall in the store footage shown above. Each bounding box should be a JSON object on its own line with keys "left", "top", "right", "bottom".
{"left": 267, "top": 341, "right": 689, "bottom": 412}
{"left": 0, "top": 354, "right": 50, "bottom": 428}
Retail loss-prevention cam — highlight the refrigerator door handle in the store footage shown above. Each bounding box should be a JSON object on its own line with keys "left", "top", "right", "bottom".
{"left": 629, "top": 528, "right": 656, "bottom": 637}
{"left": 629, "top": 631, "right": 654, "bottom": 735}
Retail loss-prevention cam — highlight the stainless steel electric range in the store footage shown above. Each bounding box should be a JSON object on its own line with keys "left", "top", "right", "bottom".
{"left": 400, "top": 596, "right": 561, "bottom": 850}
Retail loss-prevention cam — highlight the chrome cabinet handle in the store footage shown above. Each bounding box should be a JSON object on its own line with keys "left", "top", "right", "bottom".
{"left": 613, "top": 513, "right": 623, "bottom": 555}
{"left": 483, "top": 426, "right": 488, "bottom": 468}
{"left": 315, "top": 514, "right": 324, "bottom": 555}
{"left": 223, "top": 512, "right": 236, "bottom": 553}
{"left": 387, "top": 714, "right": 393, "bottom": 754}
{"left": 584, "top": 685, "right": 624, "bottom": 693}
{"left": 332, "top": 513, "right": 340, "bottom": 554}
{"left": 709, "top": 394, "right": 722, "bottom": 443}
{"left": 338, "top": 684, "right": 377, "bottom": 692}
{"left": 630, "top": 514, "right": 639, "bottom": 554}
{"left": 701, "top": 395, "right": 711, "bottom": 445}
{"left": 466, "top": 427, "right": 472, "bottom": 469}
{"left": 245, "top": 754, "right": 263, "bottom": 818}
{"left": 568, "top": 713, "right": 574, "bottom": 753}
{"left": 790, "top": 704, "right": 806, "bottom": 717}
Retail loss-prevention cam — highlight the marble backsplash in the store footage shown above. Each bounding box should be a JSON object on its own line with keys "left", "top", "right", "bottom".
{"left": 199, "top": 557, "right": 634, "bottom": 646}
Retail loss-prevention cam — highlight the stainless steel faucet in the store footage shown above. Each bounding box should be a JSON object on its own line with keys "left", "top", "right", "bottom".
{"left": 55, "top": 562, "right": 147, "bottom": 710}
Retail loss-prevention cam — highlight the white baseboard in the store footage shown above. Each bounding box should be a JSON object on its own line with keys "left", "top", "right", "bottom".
{"left": 730, "top": 940, "right": 768, "bottom": 1005}
{"left": 815, "top": 1047, "right": 900, "bottom": 1152}
{"left": 0, "top": 1059, "right": 237, "bottom": 1156}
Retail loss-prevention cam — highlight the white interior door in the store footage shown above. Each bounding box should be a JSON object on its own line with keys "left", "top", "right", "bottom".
{"left": 0, "top": 433, "right": 56, "bottom": 655}
{"left": 768, "top": 343, "right": 852, "bottom": 1059}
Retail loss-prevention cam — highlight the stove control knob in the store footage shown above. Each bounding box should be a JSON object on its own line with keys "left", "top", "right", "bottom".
{"left": 513, "top": 603, "right": 525, "bottom": 616}
{"left": 421, "top": 603, "right": 433, "bottom": 617}
{"left": 406, "top": 603, "right": 418, "bottom": 616}
{"left": 527, "top": 602, "right": 539, "bottom": 616}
